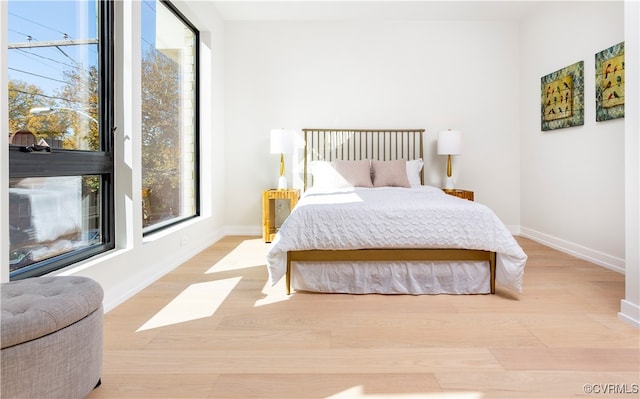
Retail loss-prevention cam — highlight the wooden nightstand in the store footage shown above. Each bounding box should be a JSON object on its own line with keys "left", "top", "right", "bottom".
{"left": 443, "top": 189, "right": 474, "bottom": 201}
{"left": 262, "top": 189, "right": 300, "bottom": 243}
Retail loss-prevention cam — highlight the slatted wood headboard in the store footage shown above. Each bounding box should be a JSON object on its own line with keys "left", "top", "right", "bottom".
{"left": 302, "top": 128, "right": 425, "bottom": 191}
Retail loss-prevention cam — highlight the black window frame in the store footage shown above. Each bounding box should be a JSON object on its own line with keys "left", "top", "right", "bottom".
{"left": 141, "top": 0, "right": 200, "bottom": 236}
{"left": 8, "top": 0, "right": 114, "bottom": 279}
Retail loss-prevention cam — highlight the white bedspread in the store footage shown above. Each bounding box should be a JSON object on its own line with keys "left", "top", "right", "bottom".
{"left": 265, "top": 185, "right": 527, "bottom": 293}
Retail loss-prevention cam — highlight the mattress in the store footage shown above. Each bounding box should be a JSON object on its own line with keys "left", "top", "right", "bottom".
{"left": 265, "top": 185, "right": 527, "bottom": 294}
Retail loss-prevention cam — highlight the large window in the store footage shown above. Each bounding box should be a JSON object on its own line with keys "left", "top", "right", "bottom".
{"left": 7, "top": 1, "right": 113, "bottom": 278}
{"left": 141, "top": 0, "right": 199, "bottom": 233}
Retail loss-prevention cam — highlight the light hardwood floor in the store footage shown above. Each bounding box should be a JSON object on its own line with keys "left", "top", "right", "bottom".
{"left": 87, "top": 236, "right": 639, "bottom": 399}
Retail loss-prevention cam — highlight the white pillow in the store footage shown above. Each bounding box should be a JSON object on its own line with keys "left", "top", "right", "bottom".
{"left": 371, "top": 160, "right": 411, "bottom": 188}
{"left": 309, "top": 161, "right": 337, "bottom": 189}
{"left": 406, "top": 158, "right": 424, "bottom": 187}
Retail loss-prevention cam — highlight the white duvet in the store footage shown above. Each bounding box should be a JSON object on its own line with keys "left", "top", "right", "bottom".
{"left": 266, "top": 185, "right": 527, "bottom": 293}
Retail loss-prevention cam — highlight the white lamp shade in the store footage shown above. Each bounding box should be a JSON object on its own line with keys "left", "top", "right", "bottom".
{"left": 437, "top": 129, "right": 462, "bottom": 155}
{"left": 270, "top": 129, "right": 293, "bottom": 154}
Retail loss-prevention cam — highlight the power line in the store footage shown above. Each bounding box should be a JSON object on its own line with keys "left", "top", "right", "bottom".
{"left": 55, "top": 45, "right": 81, "bottom": 67}
{"left": 142, "top": 37, "right": 155, "bottom": 49}
{"left": 8, "top": 28, "right": 36, "bottom": 41}
{"left": 9, "top": 88, "right": 82, "bottom": 105}
{"left": 142, "top": 0, "right": 155, "bottom": 12}
{"left": 8, "top": 11, "right": 72, "bottom": 39}
{"left": 8, "top": 67, "right": 68, "bottom": 84}
{"left": 14, "top": 48, "right": 79, "bottom": 70}
{"left": 10, "top": 50, "right": 66, "bottom": 79}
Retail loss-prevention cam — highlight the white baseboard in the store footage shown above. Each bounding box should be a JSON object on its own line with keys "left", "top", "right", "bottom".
{"left": 619, "top": 300, "right": 640, "bottom": 328}
{"left": 224, "top": 225, "right": 262, "bottom": 236}
{"left": 103, "top": 228, "right": 226, "bottom": 313}
{"left": 519, "top": 227, "right": 625, "bottom": 274}
{"left": 506, "top": 225, "right": 521, "bottom": 235}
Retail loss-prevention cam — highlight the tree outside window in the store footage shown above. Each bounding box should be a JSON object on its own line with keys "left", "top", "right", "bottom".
{"left": 141, "top": 0, "right": 199, "bottom": 232}
{"left": 7, "top": 0, "right": 113, "bottom": 278}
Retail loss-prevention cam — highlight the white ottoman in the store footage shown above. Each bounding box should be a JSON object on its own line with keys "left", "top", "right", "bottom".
{"left": 1, "top": 276, "right": 103, "bottom": 399}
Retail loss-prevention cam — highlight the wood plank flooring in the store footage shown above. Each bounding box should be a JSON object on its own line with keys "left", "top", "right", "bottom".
{"left": 87, "top": 236, "right": 639, "bottom": 399}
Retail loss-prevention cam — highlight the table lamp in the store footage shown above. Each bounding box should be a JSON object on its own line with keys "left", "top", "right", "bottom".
{"left": 270, "top": 129, "right": 293, "bottom": 189}
{"left": 437, "top": 129, "right": 462, "bottom": 190}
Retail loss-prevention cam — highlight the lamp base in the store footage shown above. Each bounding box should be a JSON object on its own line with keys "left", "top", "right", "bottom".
{"left": 277, "top": 175, "right": 287, "bottom": 190}
{"left": 444, "top": 176, "right": 455, "bottom": 190}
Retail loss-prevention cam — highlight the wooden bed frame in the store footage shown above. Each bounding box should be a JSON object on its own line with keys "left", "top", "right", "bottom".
{"left": 285, "top": 128, "right": 497, "bottom": 295}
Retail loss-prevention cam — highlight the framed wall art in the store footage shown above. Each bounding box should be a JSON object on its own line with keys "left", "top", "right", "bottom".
{"left": 595, "top": 42, "right": 624, "bottom": 121}
{"left": 541, "top": 61, "right": 584, "bottom": 131}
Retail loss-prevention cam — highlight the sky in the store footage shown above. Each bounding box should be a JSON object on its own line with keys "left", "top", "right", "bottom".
{"left": 8, "top": 1, "right": 99, "bottom": 98}
{"left": 8, "top": 0, "right": 157, "bottom": 102}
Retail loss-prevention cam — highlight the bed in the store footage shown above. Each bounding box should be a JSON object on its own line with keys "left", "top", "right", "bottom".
{"left": 265, "top": 128, "right": 527, "bottom": 295}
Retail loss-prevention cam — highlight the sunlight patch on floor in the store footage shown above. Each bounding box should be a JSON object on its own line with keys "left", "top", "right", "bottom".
{"left": 205, "top": 238, "right": 269, "bottom": 273}
{"left": 254, "top": 276, "right": 290, "bottom": 307}
{"left": 137, "top": 277, "right": 241, "bottom": 331}
{"left": 326, "top": 386, "right": 483, "bottom": 399}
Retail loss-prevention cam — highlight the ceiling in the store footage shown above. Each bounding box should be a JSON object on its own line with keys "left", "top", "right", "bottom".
{"left": 210, "top": 0, "right": 549, "bottom": 21}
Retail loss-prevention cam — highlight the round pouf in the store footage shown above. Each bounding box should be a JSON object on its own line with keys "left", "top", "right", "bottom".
{"left": 1, "top": 276, "right": 103, "bottom": 399}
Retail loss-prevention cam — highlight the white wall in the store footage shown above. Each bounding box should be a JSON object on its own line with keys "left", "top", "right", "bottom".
{"left": 621, "top": 0, "right": 640, "bottom": 327}
{"left": 519, "top": 2, "right": 625, "bottom": 271}
{"left": 224, "top": 20, "right": 522, "bottom": 231}
{"left": 1, "top": 1, "right": 228, "bottom": 312}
